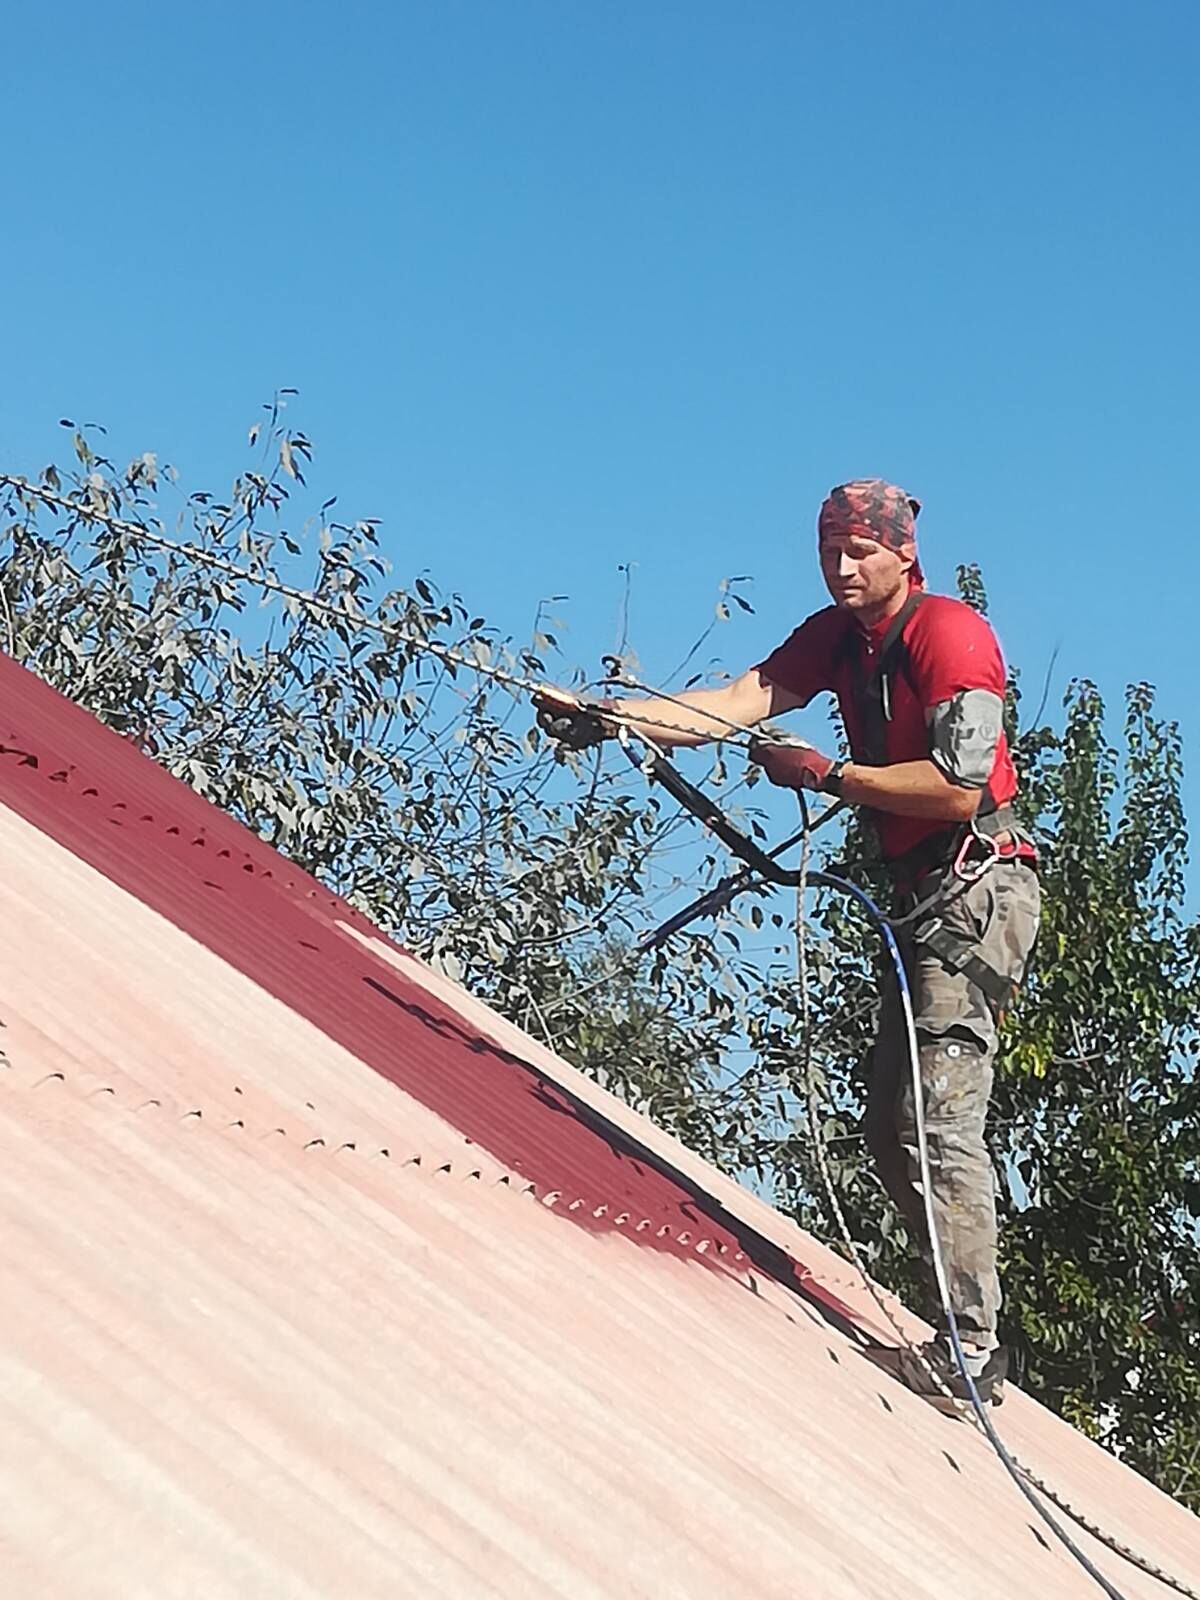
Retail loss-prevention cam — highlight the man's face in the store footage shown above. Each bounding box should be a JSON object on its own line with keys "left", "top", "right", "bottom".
{"left": 819, "top": 529, "right": 911, "bottom": 612}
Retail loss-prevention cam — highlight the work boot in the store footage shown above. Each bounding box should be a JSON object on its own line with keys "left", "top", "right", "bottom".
{"left": 896, "top": 1337, "right": 1009, "bottom": 1406}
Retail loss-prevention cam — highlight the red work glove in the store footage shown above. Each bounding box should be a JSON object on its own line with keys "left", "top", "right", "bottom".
{"left": 749, "top": 736, "right": 839, "bottom": 792}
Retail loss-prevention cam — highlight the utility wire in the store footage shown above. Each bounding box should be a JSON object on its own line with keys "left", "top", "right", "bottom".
{"left": 0, "top": 476, "right": 778, "bottom": 753}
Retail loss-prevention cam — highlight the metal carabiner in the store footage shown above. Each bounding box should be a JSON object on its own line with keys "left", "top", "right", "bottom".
{"left": 951, "top": 824, "right": 1003, "bottom": 883}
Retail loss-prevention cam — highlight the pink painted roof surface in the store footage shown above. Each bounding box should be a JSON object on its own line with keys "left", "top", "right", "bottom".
{"left": 0, "top": 653, "right": 1196, "bottom": 1599}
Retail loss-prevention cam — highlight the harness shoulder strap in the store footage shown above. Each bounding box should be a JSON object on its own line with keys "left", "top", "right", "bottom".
{"left": 848, "top": 589, "right": 926, "bottom": 765}
{"left": 877, "top": 588, "right": 926, "bottom": 662}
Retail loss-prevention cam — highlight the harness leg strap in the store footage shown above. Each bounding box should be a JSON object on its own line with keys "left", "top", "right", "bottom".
{"left": 914, "top": 920, "right": 1018, "bottom": 1011}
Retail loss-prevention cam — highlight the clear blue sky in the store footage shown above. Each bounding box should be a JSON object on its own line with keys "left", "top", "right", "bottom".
{"left": 3, "top": 2, "right": 1198, "bottom": 855}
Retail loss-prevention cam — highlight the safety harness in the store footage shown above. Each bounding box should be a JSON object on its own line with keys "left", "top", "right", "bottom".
{"left": 837, "top": 588, "right": 931, "bottom": 770}
{"left": 835, "top": 589, "right": 1008, "bottom": 858}
{"left": 830, "top": 589, "right": 1030, "bottom": 1014}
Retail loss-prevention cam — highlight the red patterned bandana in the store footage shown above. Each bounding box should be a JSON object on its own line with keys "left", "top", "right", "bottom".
{"left": 818, "top": 479, "right": 923, "bottom": 583}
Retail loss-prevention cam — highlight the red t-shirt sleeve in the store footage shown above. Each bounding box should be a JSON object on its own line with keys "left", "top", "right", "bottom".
{"left": 753, "top": 607, "right": 844, "bottom": 706}
{"left": 905, "top": 597, "right": 1008, "bottom": 706}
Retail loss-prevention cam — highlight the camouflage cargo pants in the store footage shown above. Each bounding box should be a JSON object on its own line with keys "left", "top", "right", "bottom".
{"left": 864, "top": 860, "right": 1040, "bottom": 1346}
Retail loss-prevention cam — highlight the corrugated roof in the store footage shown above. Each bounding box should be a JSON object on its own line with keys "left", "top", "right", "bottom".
{"left": 0, "top": 653, "right": 1196, "bottom": 1598}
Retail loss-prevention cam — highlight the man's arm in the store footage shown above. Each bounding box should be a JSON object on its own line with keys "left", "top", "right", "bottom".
{"left": 539, "top": 611, "right": 834, "bottom": 750}
{"left": 753, "top": 739, "right": 983, "bottom": 821}
{"left": 836, "top": 758, "right": 981, "bottom": 821}
{"left": 601, "top": 668, "right": 805, "bottom": 748}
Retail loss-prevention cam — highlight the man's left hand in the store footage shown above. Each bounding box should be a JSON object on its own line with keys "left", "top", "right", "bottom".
{"left": 533, "top": 687, "right": 617, "bottom": 750}
{"left": 749, "top": 737, "right": 839, "bottom": 792}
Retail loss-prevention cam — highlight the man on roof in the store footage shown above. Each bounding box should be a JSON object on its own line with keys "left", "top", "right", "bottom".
{"left": 535, "top": 479, "right": 1040, "bottom": 1404}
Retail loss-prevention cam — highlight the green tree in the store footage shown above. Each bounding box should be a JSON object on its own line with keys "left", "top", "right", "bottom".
{"left": 2, "top": 410, "right": 1197, "bottom": 1514}
{"left": 999, "top": 675, "right": 1200, "bottom": 1495}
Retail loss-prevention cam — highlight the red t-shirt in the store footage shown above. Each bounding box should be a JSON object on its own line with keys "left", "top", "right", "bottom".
{"left": 755, "top": 590, "right": 1020, "bottom": 861}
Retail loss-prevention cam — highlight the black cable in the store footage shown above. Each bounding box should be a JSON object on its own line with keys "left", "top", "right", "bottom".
{"left": 618, "top": 733, "right": 1170, "bottom": 1598}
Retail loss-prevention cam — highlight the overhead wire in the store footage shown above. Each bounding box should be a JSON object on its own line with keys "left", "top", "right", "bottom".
{"left": 0, "top": 476, "right": 779, "bottom": 753}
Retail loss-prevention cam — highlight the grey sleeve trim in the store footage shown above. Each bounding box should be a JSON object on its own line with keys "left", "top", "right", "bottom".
{"left": 927, "top": 689, "right": 1004, "bottom": 789}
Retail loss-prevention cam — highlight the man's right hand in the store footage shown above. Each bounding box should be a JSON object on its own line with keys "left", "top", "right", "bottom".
{"left": 748, "top": 735, "right": 839, "bottom": 792}
{"left": 533, "top": 688, "right": 617, "bottom": 751}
